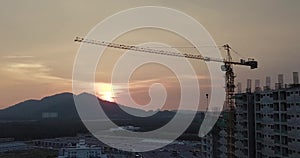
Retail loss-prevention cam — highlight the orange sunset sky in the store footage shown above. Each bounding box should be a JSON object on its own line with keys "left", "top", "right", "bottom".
{"left": 0, "top": 0, "right": 299, "bottom": 110}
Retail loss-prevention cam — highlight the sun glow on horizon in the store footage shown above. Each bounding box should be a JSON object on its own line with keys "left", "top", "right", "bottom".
{"left": 95, "top": 83, "right": 116, "bottom": 102}
{"left": 101, "top": 91, "right": 115, "bottom": 102}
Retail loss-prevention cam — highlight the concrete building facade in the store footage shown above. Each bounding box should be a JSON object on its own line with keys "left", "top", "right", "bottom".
{"left": 234, "top": 92, "right": 255, "bottom": 158}
{"left": 234, "top": 72, "right": 300, "bottom": 158}
{"left": 254, "top": 84, "right": 300, "bottom": 158}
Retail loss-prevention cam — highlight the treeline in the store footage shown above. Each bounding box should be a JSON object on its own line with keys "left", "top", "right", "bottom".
{"left": 0, "top": 120, "right": 88, "bottom": 140}
{"left": 0, "top": 114, "right": 204, "bottom": 141}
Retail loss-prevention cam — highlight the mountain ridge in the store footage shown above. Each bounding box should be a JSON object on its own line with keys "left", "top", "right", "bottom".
{"left": 0, "top": 92, "right": 175, "bottom": 121}
{"left": 0, "top": 92, "right": 205, "bottom": 141}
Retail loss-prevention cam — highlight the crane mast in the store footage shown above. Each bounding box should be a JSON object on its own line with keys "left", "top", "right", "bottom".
{"left": 74, "top": 37, "right": 258, "bottom": 157}
{"left": 223, "top": 44, "right": 236, "bottom": 158}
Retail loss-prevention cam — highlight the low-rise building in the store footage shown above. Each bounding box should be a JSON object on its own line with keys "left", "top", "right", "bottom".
{"left": 58, "top": 139, "right": 107, "bottom": 158}
{"left": 0, "top": 142, "right": 31, "bottom": 153}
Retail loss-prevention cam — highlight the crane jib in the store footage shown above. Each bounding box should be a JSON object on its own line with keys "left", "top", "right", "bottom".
{"left": 74, "top": 37, "right": 258, "bottom": 70}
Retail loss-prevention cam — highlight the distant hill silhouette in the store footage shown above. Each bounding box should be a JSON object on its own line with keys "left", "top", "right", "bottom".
{"left": 0, "top": 92, "right": 174, "bottom": 121}
{"left": 0, "top": 92, "right": 76, "bottom": 120}
{"left": 0, "top": 92, "right": 205, "bottom": 140}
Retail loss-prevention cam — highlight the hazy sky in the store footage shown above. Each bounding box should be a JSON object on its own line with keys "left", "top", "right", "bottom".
{"left": 0, "top": 0, "right": 299, "bottom": 110}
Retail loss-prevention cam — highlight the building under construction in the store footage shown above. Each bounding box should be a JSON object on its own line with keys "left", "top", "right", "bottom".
{"left": 233, "top": 72, "right": 300, "bottom": 158}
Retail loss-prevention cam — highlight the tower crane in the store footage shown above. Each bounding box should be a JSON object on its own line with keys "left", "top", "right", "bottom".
{"left": 74, "top": 37, "right": 258, "bottom": 158}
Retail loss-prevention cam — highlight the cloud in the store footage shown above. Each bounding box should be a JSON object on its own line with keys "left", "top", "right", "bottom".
{"left": 2, "top": 55, "right": 34, "bottom": 59}
{"left": 2, "top": 62, "right": 70, "bottom": 83}
{"left": 102, "top": 75, "right": 210, "bottom": 95}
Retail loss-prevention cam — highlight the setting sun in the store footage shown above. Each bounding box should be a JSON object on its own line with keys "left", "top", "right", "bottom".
{"left": 95, "top": 83, "right": 115, "bottom": 102}
{"left": 102, "top": 91, "right": 115, "bottom": 102}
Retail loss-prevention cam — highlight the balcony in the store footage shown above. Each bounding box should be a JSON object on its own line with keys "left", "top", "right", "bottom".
{"left": 288, "top": 129, "right": 299, "bottom": 138}
{"left": 235, "top": 123, "right": 243, "bottom": 130}
{"left": 281, "top": 118, "right": 287, "bottom": 123}
{"left": 219, "top": 130, "right": 227, "bottom": 136}
{"left": 287, "top": 118, "right": 300, "bottom": 126}
{"left": 275, "top": 150, "right": 281, "bottom": 155}
{"left": 274, "top": 116, "right": 280, "bottom": 122}
{"left": 218, "top": 145, "right": 227, "bottom": 153}
{"left": 219, "top": 153, "right": 227, "bottom": 158}
{"left": 256, "top": 136, "right": 263, "bottom": 141}
{"left": 256, "top": 117, "right": 262, "bottom": 122}
{"left": 235, "top": 141, "right": 244, "bottom": 148}
{"left": 289, "top": 142, "right": 300, "bottom": 150}
{"left": 236, "top": 108, "right": 244, "bottom": 113}
{"left": 218, "top": 138, "right": 227, "bottom": 144}
{"left": 235, "top": 150, "right": 246, "bottom": 158}
{"left": 235, "top": 133, "right": 244, "bottom": 140}
{"left": 282, "top": 129, "right": 288, "bottom": 134}
{"left": 287, "top": 107, "right": 300, "bottom": 114}
{"left": 262, "top": 128, "right": 272, "bottom": 134}
{"left": 265, "top": 147, "right": 274, "bottom": 156}
{"left": 274, "top": 129, "right": 280, "bottom": 133}
{"left": 275, "top": 139, "right": 280, "bottom": 144}
{"left": 263, "top": 117, "right": 274, "bottom": 123}
{"left": 264, "top": 137, "right": 274, "bottom": 145}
